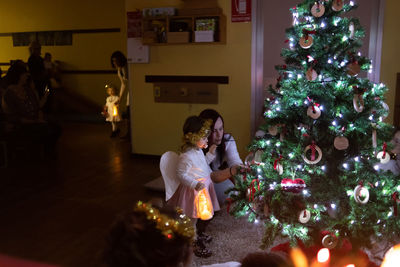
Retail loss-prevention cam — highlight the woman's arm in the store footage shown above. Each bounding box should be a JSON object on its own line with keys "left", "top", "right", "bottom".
{"left": 210, "top": 165, "right": 239, "bottom": 183}
{"left": 225, "top": 135, "right": 243, "bottom": 166}
{"left": 118, "top": 67, "right": 128, "bottom": 99}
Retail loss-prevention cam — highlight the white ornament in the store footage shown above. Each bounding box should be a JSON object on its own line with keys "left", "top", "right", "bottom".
{"left": 275, "top": 163, "right": 284, "bottom": 175}
{"left": 332, "top": 0, "right": 344, "bottom": 12}
{"left": 306, "top": 68, "right": 318, "bottom": 81}
{"left": 299, "top": 209, "right": 311, "bottom": 224}
{"left": 268, "top": 126, "right": 278, "bottom": 136}
{"left": 353, "top": 94, "right": 364, "bottom": 113}
{"left": 299, "top": 35, "right": 313, "bottom": 49}
{"left": 311, "top": 3, "right": 325, "bottom": 17}
{"left": 255, "top": 130, "right": 266, "bottom": 138}
{"left": 307, "top": 105, "right": 321, "bottom": 119}
{"left": 349, "top": 22, "right": 355, "bottom": 39}
{"left": 377, "top": 151, "right": 390, "bottom": 164}
{"left": 334, "top": 136, "right": 349, "bottom": 150}
{"left": 354, "top": 185, "right": 370, "bottom": 204}
{"left": 302, "top": 144, "right": 323, "bottom": 165}
{"left": 322, "top": 234, "right": 338, "bottom": 249}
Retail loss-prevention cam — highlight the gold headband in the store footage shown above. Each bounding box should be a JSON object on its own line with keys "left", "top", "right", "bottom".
{"left": 182, "top": 119, "right": 212, "bottom": 146}
{"left": 134, "top": 201, "right": 195, "bottom": 242}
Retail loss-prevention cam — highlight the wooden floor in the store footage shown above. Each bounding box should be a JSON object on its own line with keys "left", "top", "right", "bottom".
{"left": 0, "top": 122, "right": 163, "bottom": 267}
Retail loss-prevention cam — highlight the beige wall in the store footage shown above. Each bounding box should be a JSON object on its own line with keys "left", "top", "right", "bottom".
{"left": 0, "top": 0, "right": 126, "bottom": 107}
{"left": 127, "top": 0, "right": 252, "bottom": 156}
{"left": 381, "top": 0, "right": 400, "bottom": 123}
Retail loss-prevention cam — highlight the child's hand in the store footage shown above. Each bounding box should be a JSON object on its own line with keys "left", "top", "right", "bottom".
{"left": 208, "top": 144, "right": 217, "bottom": 155}
{"left": 195, "top": 181, "right": 206, "bottom": 191}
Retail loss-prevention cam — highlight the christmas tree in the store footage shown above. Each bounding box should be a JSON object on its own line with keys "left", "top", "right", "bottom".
{"left": 228, "top": 0, "right": 400, "bottom": 253}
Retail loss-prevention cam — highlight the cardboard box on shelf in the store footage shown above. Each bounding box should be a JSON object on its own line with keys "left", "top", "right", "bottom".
{"left": 194, "top": 31, "right": 214, "bottom": 42}
{"left": 167, "top": 32, "right": 190, "bottom": 43}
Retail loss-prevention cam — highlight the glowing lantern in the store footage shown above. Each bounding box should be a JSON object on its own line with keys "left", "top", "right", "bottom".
{"left": 382, "top": 244, "right": 400, "bottom": 267}
{"left": 196, "top": 188, "right": 213, "bottom": 220}
{"left": 113, "top": 106, "right": 118, "bottom": 117}
{"left": 290, "top": 247, "right": 308, "bottom": 267}
{"left": 317, "top": 248, "right": 330, "bottom": 263}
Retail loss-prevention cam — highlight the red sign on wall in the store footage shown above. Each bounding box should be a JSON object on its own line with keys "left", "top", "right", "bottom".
{"left": 231, "top": 0, "right": 251, "bottom": 22}
{"left": 127, "top": 11, "right": 142, "bottom": 38}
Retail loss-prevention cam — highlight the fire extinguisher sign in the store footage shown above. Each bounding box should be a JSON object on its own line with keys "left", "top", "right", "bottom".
{"left": 231, "top": 0, "right": 251, "bottom": 22}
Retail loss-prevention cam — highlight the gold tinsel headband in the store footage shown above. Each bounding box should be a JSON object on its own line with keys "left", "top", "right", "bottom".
{"left": 182, "top": 119, "right": 212, "bottom": 146}
{"left": 134, "top": 201, "right": 195, "bottom": 241}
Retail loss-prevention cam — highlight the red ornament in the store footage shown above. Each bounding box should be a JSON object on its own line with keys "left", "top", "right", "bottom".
{"left": 281, "top": 178, "right": 306, "bottom": 193}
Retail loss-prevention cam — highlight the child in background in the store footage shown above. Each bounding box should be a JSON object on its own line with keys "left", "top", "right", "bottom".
{"left": 103, "top": 84, "right": 121, "bottom": 137}
{"left": 167, "top": 116, "right": 220, "bottom": 258}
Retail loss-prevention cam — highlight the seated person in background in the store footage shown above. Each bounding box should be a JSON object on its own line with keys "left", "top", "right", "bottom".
{"left": 199, "top": 109, "right": 244, "bottom": 205}
{"left": 103, "top": 201, "right": 194, "bottom": 267}
{"left": 1, "top": 60, "right": 61, "bottom": 157}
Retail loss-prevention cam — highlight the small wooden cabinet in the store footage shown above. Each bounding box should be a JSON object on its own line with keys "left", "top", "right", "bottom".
{"left": 142, "top": 14, "right": 226, "bottom": 45}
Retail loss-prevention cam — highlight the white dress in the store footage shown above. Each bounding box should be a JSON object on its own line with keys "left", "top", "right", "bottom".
{"left": 167, "top": 148, "right": 220, "bottom": 219}
{"left": 208, "top": 134, "right": 243, "bottom": 205}
{"left": 105, "top": 95, "right": 121, "bottom": 122}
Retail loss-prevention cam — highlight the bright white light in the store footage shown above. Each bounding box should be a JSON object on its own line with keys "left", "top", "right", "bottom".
{"left": 321, "top": 22, "right": 326, "bottom": 28}
{"left": 350, "top": 124, "right": 354, "bottom": 127}
{"left": 375, "top": 181, "right": 379, "bottom": 187}
{"left": 340, "top": 61, "right": 346, "bottom": 67}
{"left": 354, "top": 157, "right": 359, "bottom": 162}
{"left": 276, "top": 107, "right": 281, "bottom": 111}
{"left": 303, "top": 190, "right": 309, "bottom": 196}
{"left": 342, "top": 36, "right": 348, "bottom": 42}
{"left": 379, "top": 117, "right": 383, "bottom": 122}
{"left": 257, "top": 168, "right": 261, "bottom": 173}
{"left": 314, "top": 204, "right": 318, "bottom": 209}
{"left": 288, "top": 73, "right": 293, "bottom": 78}
{"left": 339, "top": 113, "right": 343, "bottom": 118}
{"left": 332, "top": 121, "right": 337, "bottom": 126}
{"left": 321, "top": 165, "right": 326, "bottom": 171}
{"left": 290, "top": 37, "right": 294, "bottom": 42}
{"left": 328, "top": 59, "right": 333, "bottom": 64}
{"left": 369, "top": 115, "right": 373, "bottom": 121}
{"left": 388, "top": 211, "right": 393, "bottom": 217}
{"left": 351, "top": 220, "right": 354, "bottom": 224}
{"left": 276, "top": 142, "right": 281, "bottom": 147}
{"left": 369, "top": 69, "right": 373, "bottom": 74}
{"left": 290, "top": 43, "right": 294, "bottom": 48}
{"left": 377, "top": 220, "right": 381, "bottom": 224}
{"left": 358, "top": 52, "right": 361, "bottom": 56}
{"left": 302, "top": 61, "right": 307, "bottom": 65}
{"left": 297, "top": 164, "right": 302, "bottom": 169}
{"left": 266, "top": 140, "right": 271, "bottom": 145}
{"left": 350, "top": 1, "right": 355, "bottom": 6}
{"left": 304, "top": 100, "right": 309, "bottom": 105}
{"left": 331, "top": 204, "right": 336, "bottom": 209}
{"left": 343, "top": 163, "right": 348, "bottom": 169}
{"left": 289, "top": 153, "right": 294, "bottom": 158}
{"left": 297, "top": 74, "right": 302, "bottom": 79}
{"left": 319, "top": 105, "right": 324, "bottom": 111}
{"left": 374, "top": 165, "right": 380, "bottom": 171}
{"left": 254, "top": 219, "right": 259, "bottom": 224}
{"left": 318, "top": 75, "right": 323, "bottom": 80}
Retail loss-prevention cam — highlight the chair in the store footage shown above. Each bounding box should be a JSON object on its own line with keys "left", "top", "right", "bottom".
{"left": 159, "top": 151, "right": 180, "bottom": 201}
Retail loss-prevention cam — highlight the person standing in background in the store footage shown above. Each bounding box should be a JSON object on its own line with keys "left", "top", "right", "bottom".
{"left": 27, "top": 41, "right": 48, "bottom": 98}
{"left": 111, "top": 51, "right": 130, "bottom": 140}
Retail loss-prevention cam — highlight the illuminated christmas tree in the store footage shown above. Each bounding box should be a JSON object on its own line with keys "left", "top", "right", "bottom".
{"left": 228, "top": 0, "right": 400, "bottom": 253}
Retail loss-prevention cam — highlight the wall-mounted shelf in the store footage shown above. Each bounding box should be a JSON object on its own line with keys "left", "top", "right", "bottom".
{"left": 142, "top": 14, "right": 226, "bottom": 45}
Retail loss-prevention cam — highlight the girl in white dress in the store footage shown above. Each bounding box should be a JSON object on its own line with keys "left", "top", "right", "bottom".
{"left": 103, "top": 84, "right": 121, "bottom": 137}
{"left": 167, "top": 116, "right": 220, "bottom": 258}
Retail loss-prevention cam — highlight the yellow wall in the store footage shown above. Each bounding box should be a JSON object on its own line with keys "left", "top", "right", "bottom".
{"left": 0, "top": 0, "right": 126, "bottom": 107}
{"left": 126, "top": 0, "right": 252, "bottom": 156}
{"left": 381, "top": 0, "right": 400, "bottom": 124}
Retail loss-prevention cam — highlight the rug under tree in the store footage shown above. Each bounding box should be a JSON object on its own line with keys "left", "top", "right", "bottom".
{"left": 192, "top": 205, "right": 390, "bottom": 267}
